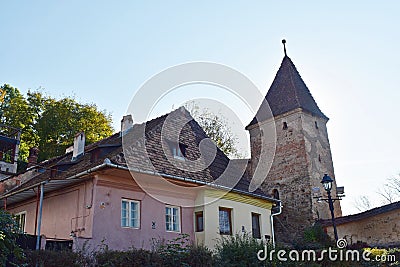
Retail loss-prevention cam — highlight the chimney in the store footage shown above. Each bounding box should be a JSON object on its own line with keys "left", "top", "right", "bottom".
{"left": 27, "top": 147, "right": 39, "bottom": 168}
{"left": 72, "top": 132, "right": 85, "bottom": 161}
{"left": 121, "top": 115, "right": 133, "bottom": 136}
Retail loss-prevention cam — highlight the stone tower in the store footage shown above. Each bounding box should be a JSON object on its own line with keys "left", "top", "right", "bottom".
{"left": 246, "top": 48, "right": 342, "bottom": 243}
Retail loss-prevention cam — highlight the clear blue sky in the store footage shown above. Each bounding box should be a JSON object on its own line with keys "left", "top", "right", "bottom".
{"left": 1, "top": 1, "right": 399, "bottom": 215}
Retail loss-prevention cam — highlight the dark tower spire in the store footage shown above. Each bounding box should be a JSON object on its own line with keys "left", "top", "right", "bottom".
{"left": 282, "top": 39, "right": 287, "bottom": 56}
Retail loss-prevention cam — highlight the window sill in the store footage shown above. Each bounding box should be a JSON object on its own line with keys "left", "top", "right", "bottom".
{"left": 166, "top": 230, "right": 181, "bottom": 233}
{"left": 173, "top": 155, "right": 185, "bottom": 161}
{"left": 121, "top": 226, "right": 140, "bottom": 229}
{"left": 219, "top": 233, "right": 232, "bottom": 236}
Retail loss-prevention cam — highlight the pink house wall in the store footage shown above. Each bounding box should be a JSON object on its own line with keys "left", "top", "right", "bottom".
{"left": 85, "top": 172, "right": 195, "bottom": 251}
{"left": 8, "top": 169, "right": 197, "bottom": 251}
{"left": 7, "top": 180, "right": 94, "bottom": 241}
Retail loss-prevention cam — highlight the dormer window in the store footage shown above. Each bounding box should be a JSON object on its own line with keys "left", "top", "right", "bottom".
{"left": 171, "top": 143, "right": 187, "bottom": 160}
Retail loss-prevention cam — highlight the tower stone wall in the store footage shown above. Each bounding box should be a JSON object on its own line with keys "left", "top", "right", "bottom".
{"left": 248, "top": 109, "right": 341, "bottom": 243}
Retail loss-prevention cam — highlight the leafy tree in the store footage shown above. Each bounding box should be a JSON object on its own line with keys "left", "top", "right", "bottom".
{"left": 0, "top": 84, "right": 113, "bottom": 163}
{"left": 185, "top": 102, "right": 242, "bottom": 158}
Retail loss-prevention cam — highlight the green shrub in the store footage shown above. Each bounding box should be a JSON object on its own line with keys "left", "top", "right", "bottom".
{"left": 94, "top": 248, "right": 163, "bottom": 267}
{"left": 213, "top": 232, "right": 269, "bottom": 267}
{"left": 297, "top": 224, "right": 333, "bottom": 250}
{"left": 0, "top": 209, "right": 25, "bottom": 266}
{"left": 24, "top": 249, "right": 88, "bottom": 267}
{"left": 183, "top": 244, "right": 213, "bottom": 267}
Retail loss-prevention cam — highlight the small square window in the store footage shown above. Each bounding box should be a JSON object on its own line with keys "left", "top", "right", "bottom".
{"left": 195, "top": 211, "right": 204, "bottom": 232}
{"left": 121, "top": 199, "right": 140, "bottom": 228}
{"left": 283, "top": 122, "right": 288, "bottom": 130}
{"left": 166, "top": 206, "right": 180, "bottom": 232}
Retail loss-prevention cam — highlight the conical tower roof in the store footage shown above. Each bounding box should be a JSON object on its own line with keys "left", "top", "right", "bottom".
{"left": 247, "top": 55, "right": 328, "bottom": 128}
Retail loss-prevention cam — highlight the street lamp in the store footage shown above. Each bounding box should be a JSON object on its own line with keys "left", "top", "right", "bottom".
{"left": 314, "top": 174, "right": 345, "bottom": 242}
{"left": 321, "top": 174, "right": 333, "bottom": 191}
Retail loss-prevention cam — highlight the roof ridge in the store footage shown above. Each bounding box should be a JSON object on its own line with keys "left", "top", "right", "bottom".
{"left": 286, "top": 56, "right": 301, "bottom": 108}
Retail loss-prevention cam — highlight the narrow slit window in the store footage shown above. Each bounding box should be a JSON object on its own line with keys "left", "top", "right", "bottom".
{"left": 195, "top": 211, "right": 204, "bottom": 232}
{"left": 283, "top": 122, "right": 288, "bottom": 130}
{"left": 251, "top": 213, "right": 261, "bottom": 239}
{"left": 272, "top": 189, "right": 280, "bottom": 200}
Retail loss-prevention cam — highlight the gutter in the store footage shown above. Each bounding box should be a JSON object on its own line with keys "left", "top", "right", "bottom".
{"left": 270, "top": 200, "right": 282, "bottom": 248}
{"left": 0, "top": 163, "right": 110, "bottom": 199}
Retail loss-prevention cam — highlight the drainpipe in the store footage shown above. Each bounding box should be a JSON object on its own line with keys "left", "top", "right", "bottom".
{"left": 35, "top": 182, "right": 45, "bottom": 250}
{"left": 34, "top": 186, "right": 40, "bottom": 236}
{"left": 270, "top": 200, "right": 282, "bottom": 248}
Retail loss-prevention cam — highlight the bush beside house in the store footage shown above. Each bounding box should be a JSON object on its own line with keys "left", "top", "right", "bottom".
{"left": 6, "top": 231, "right": 399, "bottom": 267}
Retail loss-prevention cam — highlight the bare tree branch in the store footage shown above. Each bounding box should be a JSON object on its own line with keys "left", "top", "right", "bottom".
{"left": 353, "top": 195, "right": 372, "bottom": 212}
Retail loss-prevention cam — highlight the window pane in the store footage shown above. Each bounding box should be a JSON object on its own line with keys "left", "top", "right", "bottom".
{"left": 252, "top": 213, "right": 261, "bottom": 239}
{"left": 15, "top": 214, "right": 21, "bottom": 228}
{"left": 130, "top": 202, "right": 138, "bottom": 227}
{"left": 196, "top": 212, "right": 204, "bottom": 232}
{"left": 20, "top": 214, "right": 26, "bottom": 232}
{"left": 121, "top": 201, "right": 128, "bottom": 227}
{"left": 166, "top": 207, "right": 171, "bottom": 231}
{"left": 172, "top": 208, "right": 178, "bottom": 231}
{"left": 166, "top": 207, "right": 179, "bottom": 232}
{"left": 219, "top": 209, "right": 231, "bottom": 235}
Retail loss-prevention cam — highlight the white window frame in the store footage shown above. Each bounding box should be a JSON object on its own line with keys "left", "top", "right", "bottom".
{"left": 171, "top": 143, "right": 186, "bottom": 161}
{"left": 121, "top": 199, "right": 140, "bottom": 229}
{"left": 14, "top": 211, "right": 26, "bottom": 233}
{"left": 165, "top": 205, "right": 181, "bottom": 232}
{"left": 219, "top": 207, "right": 232, "bottom": 235}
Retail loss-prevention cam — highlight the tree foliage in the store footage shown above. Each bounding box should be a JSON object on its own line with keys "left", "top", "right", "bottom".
{"left": 185, "top": 102, "right": 241, "bottom": 158}
{"left": 0, "top": 84, "right": 113, "bottom": 162}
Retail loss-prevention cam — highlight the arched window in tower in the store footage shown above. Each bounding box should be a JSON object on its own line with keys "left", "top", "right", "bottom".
{"left": 272, "top": 189, "right": 280, "bottom": 200}
{"left": 282, "top": 122, "right": 288, "bottom": 130}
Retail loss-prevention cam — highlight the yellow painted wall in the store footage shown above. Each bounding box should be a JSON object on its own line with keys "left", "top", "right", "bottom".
{"left": 195, "top": 189, "right": 273, "bottom": 249}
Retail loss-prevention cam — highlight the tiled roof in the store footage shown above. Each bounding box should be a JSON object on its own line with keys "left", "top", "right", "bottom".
{"left": 318, "top": 201, "right": 400, "bottom": 226}
{"left": 247, "top": 56, "right": 328, "bottom": 128}
{"left": 2, "top": 107, "right": 272, "bottom": 201}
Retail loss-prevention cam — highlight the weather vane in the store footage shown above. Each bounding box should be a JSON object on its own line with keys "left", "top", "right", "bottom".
{"left": 282, "top": 39, "right": 287, "bottom": 56}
